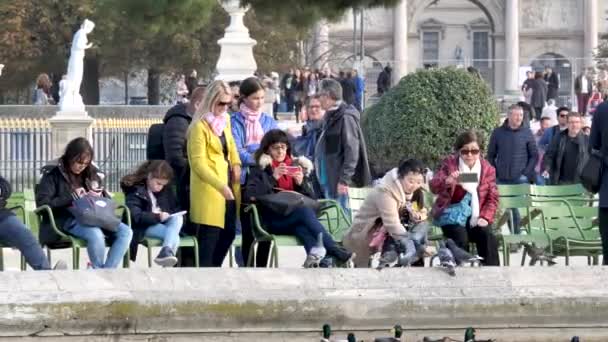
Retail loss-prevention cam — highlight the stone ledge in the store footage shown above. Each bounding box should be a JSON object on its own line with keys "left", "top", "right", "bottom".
{"left": 0, "top": 268, "right": 607, "bottom": 340}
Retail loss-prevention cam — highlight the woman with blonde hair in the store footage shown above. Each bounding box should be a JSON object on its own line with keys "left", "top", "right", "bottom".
{"left": 188, "top": 80, "right": 242, "bottom": 267}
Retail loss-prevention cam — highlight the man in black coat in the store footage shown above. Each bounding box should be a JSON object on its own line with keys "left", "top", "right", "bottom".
{"left": 377, "top": 65, "right": 392, "bottom": 95}
{"left": 590, "top": 101, "right": 608, "bottom": 264}
{"left": 544, "top": 67, "right": 559, "bottom": 101}
{"left": 543, "top": 112, "right": 589, "bottom": 185}
{"left": 162, "top": 86, "right": 205, "bottom": 266}
{"left": 316, "top": 78, "right": 372, "bottom": 212}
{"left": 339, "top": 71, "right": 357, "bottom": 106}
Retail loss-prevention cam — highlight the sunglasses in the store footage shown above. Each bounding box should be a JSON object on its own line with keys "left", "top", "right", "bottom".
{"left": 217, "top": 101, "right": 231, "bottom": 107}
{"left": 460, "top": 149, "right": 480, "bottom": 156}
{"left": 559, "top": 114, "right": 568, "bottom": 118}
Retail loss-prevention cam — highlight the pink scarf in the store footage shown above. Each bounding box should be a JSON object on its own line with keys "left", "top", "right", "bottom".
{"left": 203, "top": 112, "right": 227, "bottom": 136}
{"left": 239, "top": 103, "right": 264, "bottom": 146}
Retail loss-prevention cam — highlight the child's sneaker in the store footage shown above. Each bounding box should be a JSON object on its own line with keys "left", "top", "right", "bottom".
{"left": 154, "top": 246, "right": 178, "bottom": 267}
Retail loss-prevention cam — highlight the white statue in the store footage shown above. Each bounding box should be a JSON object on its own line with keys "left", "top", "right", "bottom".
{"left": 59, "top": 19, "right": 95, "bottom": 112}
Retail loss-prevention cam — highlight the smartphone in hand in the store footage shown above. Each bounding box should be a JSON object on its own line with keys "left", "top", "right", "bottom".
{"left": 284, "top": 166, "right": 301, "bottom": 176}
{"left": 458, "top": 172, "right": 479, "bottom": 183}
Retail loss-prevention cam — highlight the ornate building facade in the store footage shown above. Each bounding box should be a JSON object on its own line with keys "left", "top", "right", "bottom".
{"left": 313, "top": 0, "right": 605, "bottom": 102}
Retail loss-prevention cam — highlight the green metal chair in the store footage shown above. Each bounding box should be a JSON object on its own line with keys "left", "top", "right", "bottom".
{"left": 111, "top": 191, "right": 199, "bottom": 267}
{"left": 534, "top": 204, "right": 601, "bottom": 266}
{"left": 32, "top": 200, "right": 132, "bottom": 269}
{"left": 140, "top": 235, "right": 200, "bottom": 267}
{"left": 1, "top": 193, "right": 28, "bottom": 271}
{"left": 244, "top": 204, "right": 303, "bottom": 268}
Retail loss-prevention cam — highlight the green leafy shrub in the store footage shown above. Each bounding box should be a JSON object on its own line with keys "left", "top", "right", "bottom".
{"left": 362, "top": 67, "right": 499, "bottom": 173}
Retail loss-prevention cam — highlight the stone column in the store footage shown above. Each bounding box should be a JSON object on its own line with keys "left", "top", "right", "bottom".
{"left": 584, "top": 0, "right": 599, "bottom": 68}
{"left": 504, "top": 0, "right": 520, "bottom": 96}
{"left": 215, "top": 0, "right": 257, "bottom": 82}
{"left": 48, "top": 112, "right": 94, "bottom": 158}
{"left": 312, "top": 19, "right": 330, "bottom": 69}
{"left": 393, "top": 0, "right": 408, "bottom": 85}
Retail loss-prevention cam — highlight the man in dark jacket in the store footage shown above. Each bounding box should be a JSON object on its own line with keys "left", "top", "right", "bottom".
{"left": 590, "top": 101, "right": 608, "bottom": 264}
{"left": 163, "top": 87, "right": 205, "bottom": 212}
{"left": 543, "top": 112, "right": 588, "bottom": 185}
{"left": 377, "top": 65, "right": 392, "bottom": 95}
{"left": 162, "top": 87, "right": 204, "bottom": 267}
{"left": 316, "top": 78, "right": 372, "bottom": 212}
{"left": 544, "top": 67, "right": 559, "bottom": 101}
{"left": 339, "top": 71, "right": 356, "bottom": 106}
{"left": 487, "top": 104, "right": 538, "bottom": 234}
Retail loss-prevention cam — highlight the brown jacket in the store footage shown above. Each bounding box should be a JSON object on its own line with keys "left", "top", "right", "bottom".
{"left": 342, "top": 170, "right": 408, "bottom": 267}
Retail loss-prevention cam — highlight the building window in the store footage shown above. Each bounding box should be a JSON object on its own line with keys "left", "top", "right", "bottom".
{"left": 473, "top": 31, "right": 489, "bottom": 66}
{"left": 422, "top": 31, "right": 440, "bottom": 68}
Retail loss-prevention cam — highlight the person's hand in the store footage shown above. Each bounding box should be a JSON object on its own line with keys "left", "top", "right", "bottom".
{"left": 86, "top": 43, "right": 94, "bottom": 49}
{"left": 75, "top": 188, "right": 87, "bottom": 197}
{"left": 477, "top": 218, "right": 489, "bottom": 227}
{"left": 337, "top": 183, "right": 349, "bottom": 195}
{"left": 221, "top": 185, "right": 235, "bottom": 200}
{"left": 232, "top": 165, "right": 241, "bottom": 184}
{"left": 159, "top": 212, "right": 170, "bottom": 222}
{"left": 293, "top": 168, "right": 304, "bottom": 185}
{"left": 273, "top": 164, "right": 288, "bottom": 180}
{"left": 416, "top": 208, "right": 428, "bottom": 222}
{"left": 423, "top": 245, "right": 436, "bottom": 257}
{"left": 445, "top": 171, "right": 460, "bottom": 186}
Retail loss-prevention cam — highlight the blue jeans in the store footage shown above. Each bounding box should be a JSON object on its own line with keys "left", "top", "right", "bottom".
{"left": 323, "top": 189, "right": 351, "bottom": 219}
{"left": 67, "top": 220, "right": 133, "bottom": 269}
{"left": 144, "top": 215, "right": 183, "bottom": 253}
{"left": 0, "top": 215, "right": 50, "bottom": 270}
{"left": 264, "top": 207, "right": 351, "bottom": 262}
{"left": 497, "top": 175, "right": 529, "bottom": 235}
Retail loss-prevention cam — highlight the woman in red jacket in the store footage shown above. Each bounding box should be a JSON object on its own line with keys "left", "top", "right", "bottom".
{"left": 430, "top": 130, "right": 500, "bottom": 266}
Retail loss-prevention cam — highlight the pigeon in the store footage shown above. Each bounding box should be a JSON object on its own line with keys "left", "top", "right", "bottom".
{"left": 374, "top": 324, "right": 403, "bottom": 341}
{"left": 320, "top": 324, "right": 356, "bottom": 342}
{"left": 377, "top": 250, "right": 399, "bottom": 270}
{"left": 396, "top": 238, "right": 417, "bottom": 266}
{"left": 304, "top": 233, "right": 326, "bottom": 268}
{"left": 422, "top": 337, "right": 458, "bottom": 342}
{"left": 445, "top": 238, "right": 483, "bottom": 266}
{"left": 431, "top": 241, "right": 456, "bottom": 276}
{"left": 464, "top": 327, "right": 496, "bottom": 342}
{"left": 321, "top": 324, "right": 332, "bottom": 342}
{"left": 520, "top": 242, "right": 557, "bottom": 266}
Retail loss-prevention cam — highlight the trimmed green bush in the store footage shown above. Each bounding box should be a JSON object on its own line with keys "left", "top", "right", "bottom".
{"left": 362, "top": 67, "right": 499, "bottom": 172}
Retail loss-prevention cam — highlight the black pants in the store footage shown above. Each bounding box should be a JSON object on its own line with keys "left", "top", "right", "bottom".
{"left": 441, "top": 222, "right": 500, "bottom": 266}
{"left": 196, "top": 200, "right": 237, "bottom": 267}
{"left": 534, "top": 107, "right": 543, "bottom": 121}
{"left": 599, "top": 208, "right": 608, "bottom": 265}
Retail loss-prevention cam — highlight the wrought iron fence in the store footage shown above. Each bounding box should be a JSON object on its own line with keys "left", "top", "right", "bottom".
{"left": 0, "top": 119, "right": 52, "bottom": 192}
{"left": 0, "top": 118, "right": 160, "bottom": 193}
{"left": 93, "top": 118, "right": 161, "bottom": 193}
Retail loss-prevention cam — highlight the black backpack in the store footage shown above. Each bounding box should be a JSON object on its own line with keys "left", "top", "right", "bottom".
{"left": 147, "top": 123, "right": 165, "bottom": 160}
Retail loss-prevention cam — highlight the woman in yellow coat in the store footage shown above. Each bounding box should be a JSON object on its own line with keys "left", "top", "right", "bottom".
{"left": 187, "top": 80, "right": 241, "bottom": 267}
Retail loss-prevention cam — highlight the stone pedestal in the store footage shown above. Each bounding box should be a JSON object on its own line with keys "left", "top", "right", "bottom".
{"left": 215, "top": 0, "right": 257, "bottom": 82}
{"left": 48, "top": 111, "right": 94, "bottom": 158}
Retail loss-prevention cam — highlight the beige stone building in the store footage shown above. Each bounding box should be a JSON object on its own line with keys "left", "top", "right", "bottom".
{"left": 312, "top": 0, "right": 606, "bottom": 105}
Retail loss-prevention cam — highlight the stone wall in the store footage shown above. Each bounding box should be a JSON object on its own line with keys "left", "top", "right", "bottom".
{"left": 1, "top": 268, "right": 608, "bottom": 341}
{"left": 0, "top": 105, "right": 172, "bottom": 119}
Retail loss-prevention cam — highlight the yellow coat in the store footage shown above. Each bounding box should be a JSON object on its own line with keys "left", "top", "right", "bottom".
{"left": 187, "top": 117, "right": 241, "bottom": 227}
